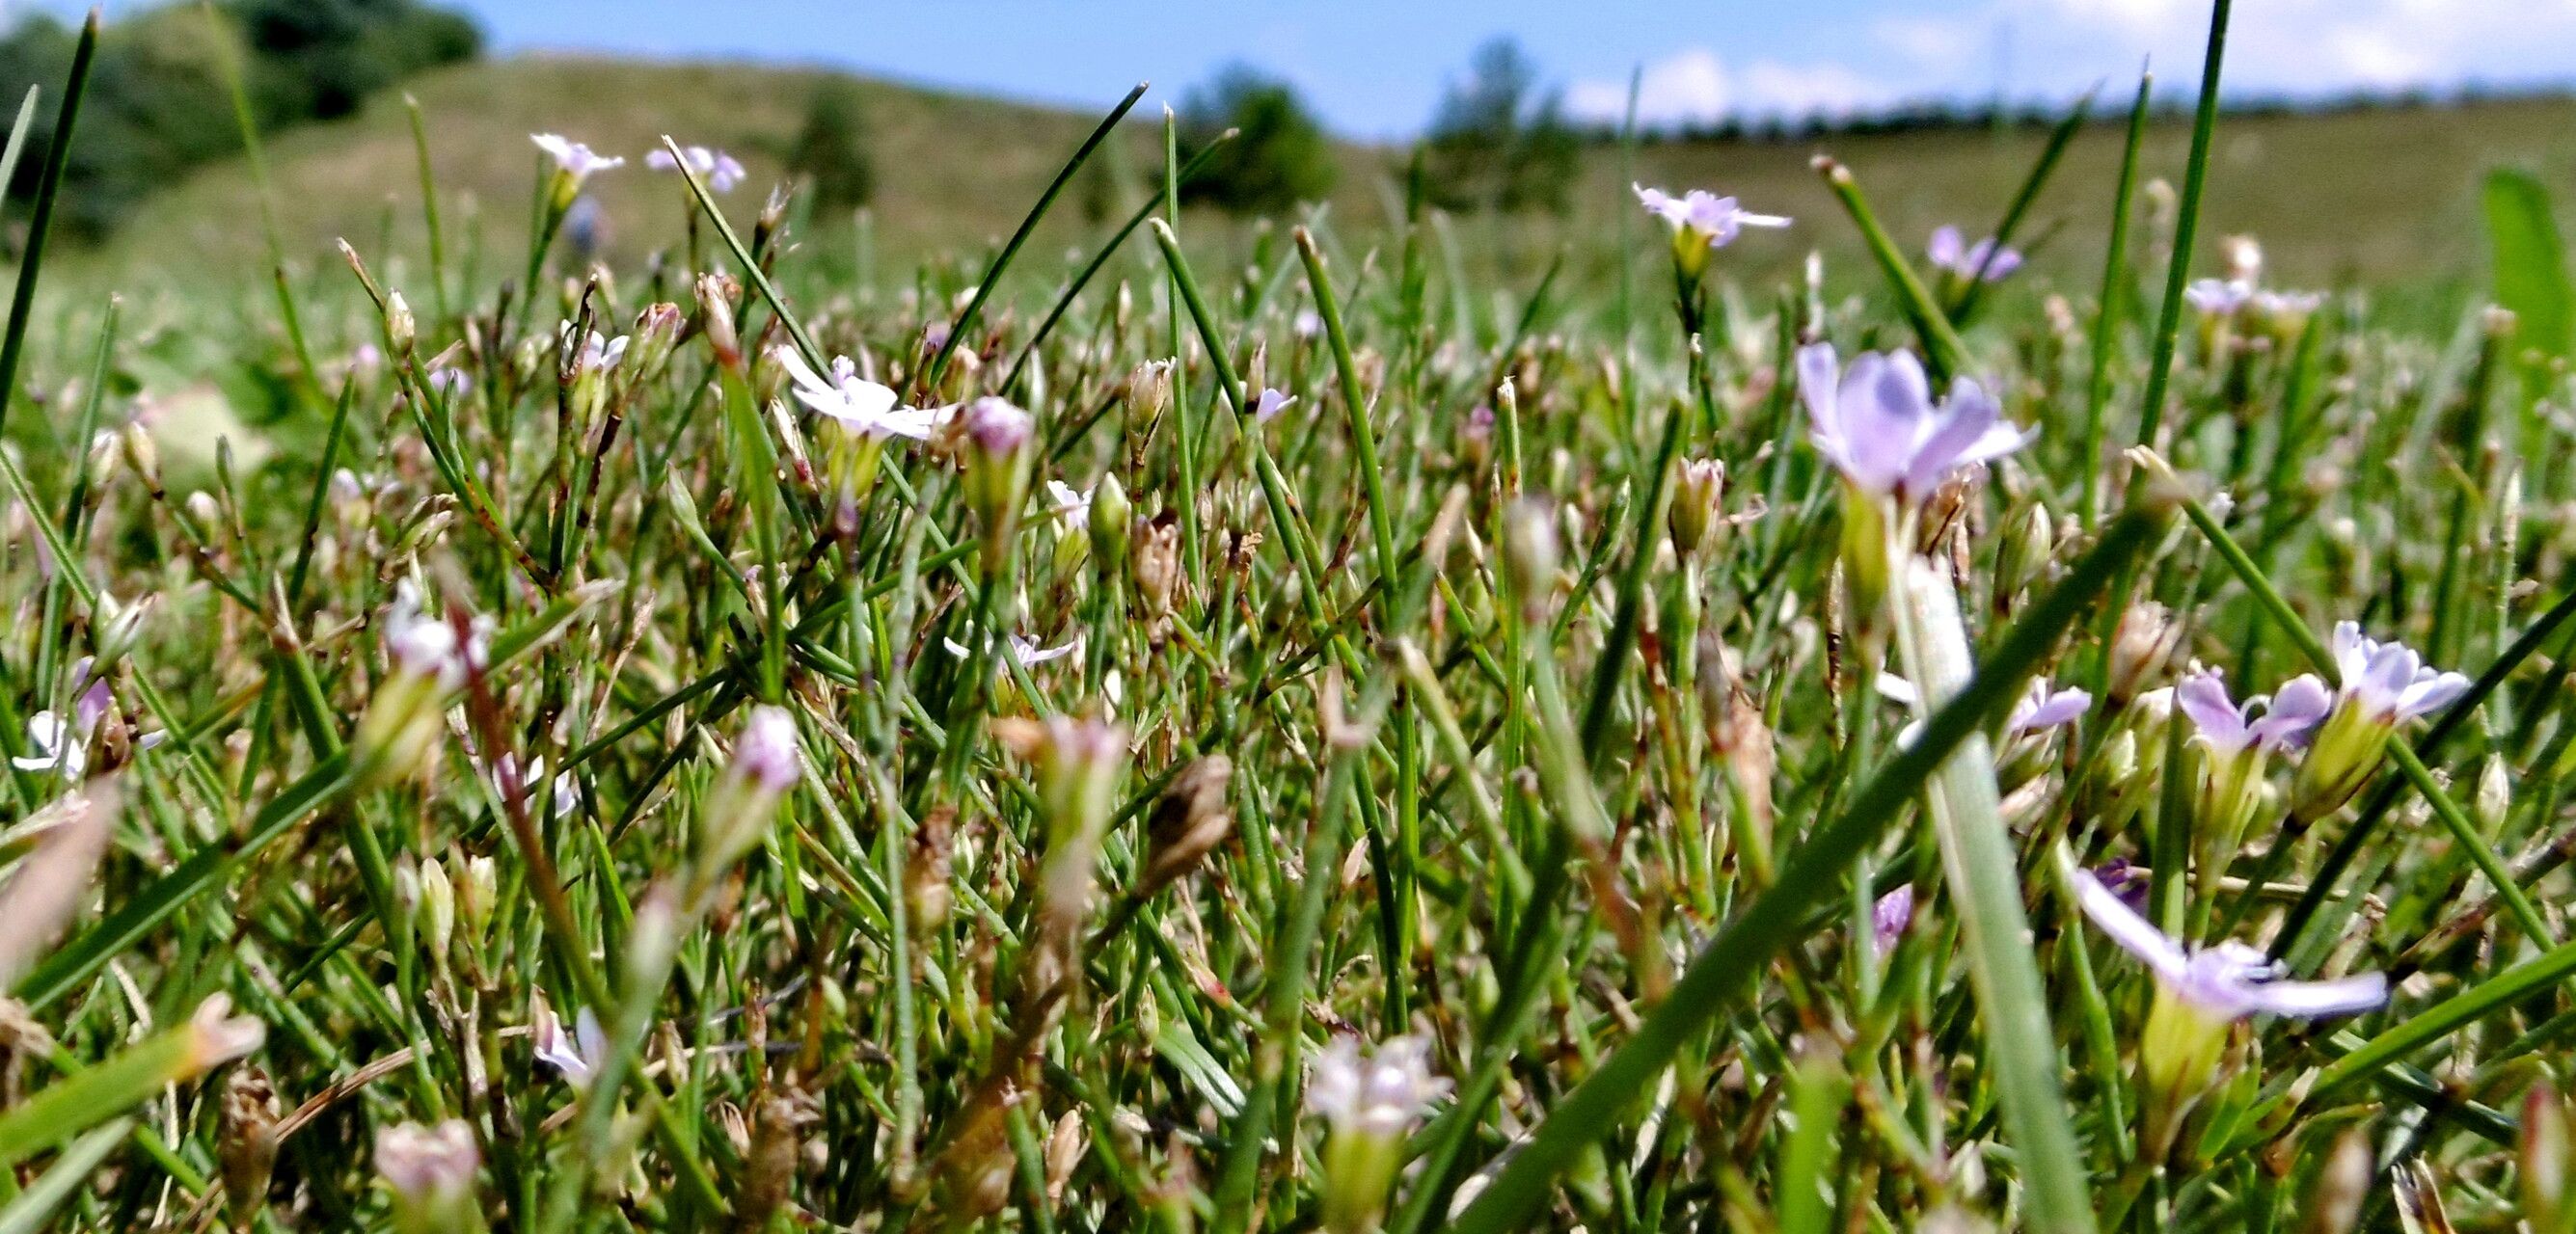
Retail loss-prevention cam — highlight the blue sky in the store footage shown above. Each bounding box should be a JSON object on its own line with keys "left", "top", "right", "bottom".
{"left": 36, "top": 1, "right": 2576, "bottom": 137}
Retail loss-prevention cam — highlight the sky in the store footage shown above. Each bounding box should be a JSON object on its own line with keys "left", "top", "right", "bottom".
{"left": 35, "top": 0, "right": 2576, "bottom": 137}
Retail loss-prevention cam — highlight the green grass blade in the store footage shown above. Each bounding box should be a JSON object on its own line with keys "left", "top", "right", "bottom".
{"left": 0, "top": 11, "right": 95, "bottom": 440}
{"left": 2131, "top": 0, "right": 2235, "bottom": 448}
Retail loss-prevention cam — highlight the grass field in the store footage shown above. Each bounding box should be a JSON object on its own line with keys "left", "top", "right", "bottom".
{"left": 60, "top": 55, "right": 2576, "bottom": 306}
{"left": 7, "top": 12, "right": 2576, "bottom": 1234}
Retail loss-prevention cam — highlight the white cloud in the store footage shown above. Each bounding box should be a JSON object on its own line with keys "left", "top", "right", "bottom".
{"left": 1567, "top": 46, "right": 1729, "bottom": 124}
{"left": 1569, "top": 47, "right": 1906, "bottom": 126}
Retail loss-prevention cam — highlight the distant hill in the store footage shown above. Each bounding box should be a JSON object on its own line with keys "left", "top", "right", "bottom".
{"left": 47, "top": 55, "right": 2576, "bottom": 308}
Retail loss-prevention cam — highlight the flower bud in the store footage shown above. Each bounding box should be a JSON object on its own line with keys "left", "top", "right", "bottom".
{"left": 121, "top": 422, "right": 160, "bottom": 491}
{"left": 2526, "top": 1086, "right": 2576, "bottom": 1234}
{"left": 353, "top": 590, "right": 472, "bottom": 790}
{"left": 1669, "top": 458, "right": 1724, "bottom": 555}
{"left": 2305, "top": 1126, "right": 2372, "bottom": 1234}
{"left": 700, "top": 706, "right": 802, "bottom": 875}
{"left": 1502, "top": 497, "right": 1559, "bottom": 617}
{"left": 2107, "top": 602, "right": 2180, "bottom": 705}
{"left": 957, "top": 397, "right": 1037, "bottom": 567}
{"left": 1087, "top": 473, "right": 1131, "bottom": 577}
{"left": 376, "top": 1119, "right": 481, "bottom": 1234}
{"left": 386, "top": 292, "right": 417, "bottom": 357}
{"left": 625, "top": 302, "right": 687, "bottom": 377}
{"left": 419, "top": 856, "right": 456, "bottom": 965}
{"left": 1128, "top": 360, "right": 1174, "bottom": 425}
{"left": 454, "top": 853, "right": 498, "bottom": 947}
{"left": 993, "top": 715, "right": 1127, "bottom": 854}
{"left": 694, "top": 274, "right": 743, "bottom": 371}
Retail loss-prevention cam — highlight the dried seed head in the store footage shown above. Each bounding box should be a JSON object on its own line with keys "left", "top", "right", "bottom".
{"left": 2107, "top": 601, "right": 2180, "bottom": 705}
{"left": 220, "top": 1066, "right": 283, "bottom": 1225}
{"left": 1140, "top": 755, "right": 1233, "bottom": 897}
{"left": 736, "top": 1086, "right": 822, "bottom": 1231}
{"left": 1133, "top": 513, "right": 1182, "bottom": 629}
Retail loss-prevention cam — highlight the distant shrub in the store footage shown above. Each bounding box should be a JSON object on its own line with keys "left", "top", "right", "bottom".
{"left": 1178, "top": 64, "right": 1337, "bottom": 216}
{"left": 788, "top": 80, "right": 878, "bottom": 213}
{"left": 1421, "top": 37, "right": 1581, "bottom": 215}
{"left": 0, "top": 0, "right": 482, "bottom": 239}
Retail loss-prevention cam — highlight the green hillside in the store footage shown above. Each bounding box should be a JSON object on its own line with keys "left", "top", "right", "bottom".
{"left": 45, "top": 53, "right": 2576, "bottom": 307}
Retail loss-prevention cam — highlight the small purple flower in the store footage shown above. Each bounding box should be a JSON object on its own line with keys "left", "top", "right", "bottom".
{"left": 2329, "top": 622, "right": 2468, "bottom": 724}
{"left": 1928, "top": 226, "right": 2023, "bottom": 282}
{"left": 733, "top": 706, "right": 803, "bottom": 793}
{"left": 1633, "top": 183, "right": 1791, "bottom": 249}
{"left": 1797, "top": 343, "right": 2034, "bottom": 504}
{"left": 959, "top": 396, "right": 1036, "bottom": 458}
{"left": 2009, "top": 680, "right": 2091, "bottom": 734}
{"left": 1253, "top": 389, "right": 1297, "bottom": 424}
{"left": 2175, "top": 670, "right": 2332, "bottom": 755}
{"left": 1871, "top": 884, "right": 1914, "bottom": 955}
{"left": 529, "top": 133, "right": 624, "bottom": 183}
{"left": 2070, "top": 868, "right": 2385, "bottom": 1020}
{"left": 647, "top": 145, "right": 747, "bottom": 193}
{"left": 2184, "top": 279, "right": 2255, "bottom": 318}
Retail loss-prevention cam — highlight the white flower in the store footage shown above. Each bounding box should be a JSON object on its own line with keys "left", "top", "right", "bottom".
{"left": 531, "top": 998, "right": 608, "bottom": 1087}
{"left": 1253, "top": 389, "right": 1297, "bottom": 423}
{"left": 2329, "top": 622, "right": 2469, "bottom": 724}
{"left": 776, "top": 347, "right": 941, "bottom": 441}
{"left": 559, "top": 324, "right": 628, "bottom": 374}
{"left": 646, "top": 144, "right": 746, "bottom": 192}
{"left": 1307, "top": 1034, "right": 1449, "bottom": 1140}
{"left": 14, "top": 711, "right": 83, "bottom": 779}
{"left": 2070, "top": 867, "right": 2385, "bottom": 1020}
{"left": 1796, "top": 342, "right": 2033, "bottom": 504}
{"left": 2175, "top": 670, "right": 2332, "bottom": 755}
{"left": 12, "top": 659, "right": 157, "bottom": 780}
{"left": 944, "top": 631, "right": 1082, "bottom": 668}
{"left": 1044, "top": 480, "right": 1093, "bottom": 532}
{"left": 385, "top": 590, "right": 470, "bottom": 688}
{"left": 529, "top": 133, "right": 625, "bottom": 182}
{"left": 1633, "top": 183, "right": 1791, "bottom": 249}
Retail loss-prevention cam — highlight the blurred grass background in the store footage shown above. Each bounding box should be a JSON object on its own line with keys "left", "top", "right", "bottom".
{"left": 41, "top": 55, "right": 2576, "bottom": 321}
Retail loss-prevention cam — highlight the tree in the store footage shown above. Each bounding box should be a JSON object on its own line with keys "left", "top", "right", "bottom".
{"left": 789, "top": 80, "right": 877, "bottom": 213}
{"left": 1178, "top": 64, "right": 1336, "bottom": 215}
{"left": 1422, "top": 37, "right": 1581, "bottom": 214}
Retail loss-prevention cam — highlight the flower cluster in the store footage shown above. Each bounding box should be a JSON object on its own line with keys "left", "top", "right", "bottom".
{"left": 646, "top": 144, "right": 747, "bottom": 192}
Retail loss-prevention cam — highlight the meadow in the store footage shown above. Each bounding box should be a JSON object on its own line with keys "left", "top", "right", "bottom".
{"left": 5, "top": 6, "right": 2576, "bottom": 1233}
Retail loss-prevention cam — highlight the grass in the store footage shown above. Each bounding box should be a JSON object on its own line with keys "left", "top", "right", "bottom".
{"left": 7, "top": 13, "right": 2576, "bottom": 1234}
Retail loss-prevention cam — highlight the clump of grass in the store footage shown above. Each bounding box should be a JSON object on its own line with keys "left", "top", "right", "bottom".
{"left": 8, "top": 8, "right": 2576, "bottom": 1232}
